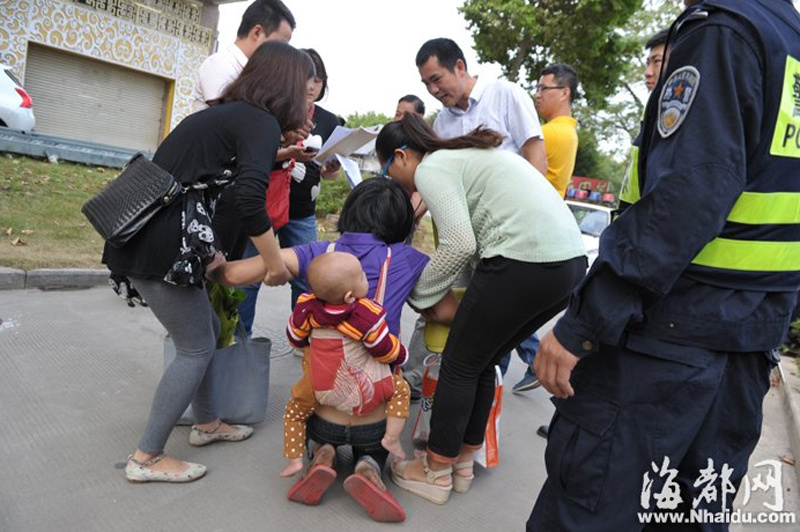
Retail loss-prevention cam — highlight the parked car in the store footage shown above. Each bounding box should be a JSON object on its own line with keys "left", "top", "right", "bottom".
{"left": 566, "top": 200, "right": 613, "bottom": 266}
{"left": 0, "top": 64, "right": 35, "bottom": 133}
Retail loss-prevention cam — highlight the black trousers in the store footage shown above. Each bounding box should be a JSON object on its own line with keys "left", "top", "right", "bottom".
{"left": 427, "top": 255, "right": 586, "bottom": 460}
{"left": 527, "top": 345, "right": 772, "bottom": 531}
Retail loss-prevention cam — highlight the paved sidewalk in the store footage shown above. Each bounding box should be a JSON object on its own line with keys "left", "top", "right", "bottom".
{"left": 0, "top": 282, "right": 798, "bottom": 531}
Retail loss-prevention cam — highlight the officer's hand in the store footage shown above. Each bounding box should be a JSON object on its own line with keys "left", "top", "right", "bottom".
{"left": 534, "top": 331, "right": 579, "bottom": 398}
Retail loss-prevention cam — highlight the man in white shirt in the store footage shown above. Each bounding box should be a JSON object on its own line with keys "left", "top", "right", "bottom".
{"left": 192, "top": 0, "right": 295, "bottom": 112}
{"left": 401, "top": 38, "right": 547, "bottom": 398}
{"left": 417, "top": 38, "right": 547, "bottom": 174}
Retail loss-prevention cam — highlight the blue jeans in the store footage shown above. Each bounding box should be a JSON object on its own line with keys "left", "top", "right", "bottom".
{"left": 238, "top": 215, "right": 317, "bottom": 336}
{"left": 498, "top": 333, "right": 540, "bottom": 377}
{"left": 306, "top": 414, "right": 389, "bottom": 471}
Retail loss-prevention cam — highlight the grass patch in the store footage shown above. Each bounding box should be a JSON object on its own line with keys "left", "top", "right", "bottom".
{"left": 0, "top": 154, "right": 109, "bottom": 269}
{"left": 0, "top": 154, "right": 435, "bottom": 269}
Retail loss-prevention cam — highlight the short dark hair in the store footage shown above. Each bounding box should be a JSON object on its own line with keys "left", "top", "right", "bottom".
{"left": 337, "top": 178, "right": 414, "bottom": 244}
{"left": 541, "top": 64, "right": 579, "bottom": 104}
{"left": 302, "top": 48, "right": 328, "bottom": 101}
{"left": 218, "top": 41, "right": 312, "bottom": 132}
{"left": 237, "top": 0, "right": 295, "bottom": 38}
{"left": 415, "top": 38, "right": 467, "bottom": 72}
{"left": 645, "top": 29, "right": 669, "bottom": 50}
{"left": 398, "top": 94, "right": 425, "bottom": 115}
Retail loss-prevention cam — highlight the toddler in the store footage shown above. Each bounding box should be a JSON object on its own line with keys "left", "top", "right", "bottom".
{"left": 281, "top": 251, "right": 410, "bottom": 477}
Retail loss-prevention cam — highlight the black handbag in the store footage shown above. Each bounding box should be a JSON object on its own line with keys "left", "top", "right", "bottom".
{"left": 82, "top": 153, "right": 182, "bottom": 248}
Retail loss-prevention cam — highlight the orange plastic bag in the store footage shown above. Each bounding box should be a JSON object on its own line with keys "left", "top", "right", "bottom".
{"left": 475, "top": 365, "right": 503, "bottom": 468}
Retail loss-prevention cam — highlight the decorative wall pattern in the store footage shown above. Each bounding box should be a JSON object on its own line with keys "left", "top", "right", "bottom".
{"left": 0, "top": 0, "right": 32, "bottom": 77}
{"left": 172, "top": 42, "right": 207, "bottom": 129}
{"left": 0, "top": 0, "right": 212, "bottom": 133}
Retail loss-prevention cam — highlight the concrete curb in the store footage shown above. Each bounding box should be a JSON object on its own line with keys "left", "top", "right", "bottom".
{"left": 780, "top": 359, "right": 800, "bottom": 480}
{"left": 0, "top": 267, "right": 108, "bottom": 290}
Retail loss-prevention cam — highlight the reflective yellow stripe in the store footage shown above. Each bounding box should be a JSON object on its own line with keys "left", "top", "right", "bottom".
{"left": 691, "top": 238, "right": 800, "bottom": 271}
{"left": 770, "top": 55, "right": 800, "bottom": 159}
{"left": 619, "top": 146, "right": 640, "bottom": 204}
{"left": 728, "top": 192, "right": 800, "bottom": 224}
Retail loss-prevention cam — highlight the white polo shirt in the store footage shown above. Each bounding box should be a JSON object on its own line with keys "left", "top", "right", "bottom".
{"left": 191, "top": 44, "right": 248, "bottom": 113}
{"left": 432, "top": 75, "right": 543, "bottom": 153}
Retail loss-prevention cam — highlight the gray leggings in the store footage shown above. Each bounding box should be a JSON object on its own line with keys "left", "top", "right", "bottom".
{"left": 130, "top": 277, "right": 221, "bottom": 454}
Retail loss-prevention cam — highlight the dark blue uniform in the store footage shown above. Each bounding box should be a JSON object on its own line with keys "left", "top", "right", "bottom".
{"left": 528, "top": 1, "right": 800, "bottom": 530}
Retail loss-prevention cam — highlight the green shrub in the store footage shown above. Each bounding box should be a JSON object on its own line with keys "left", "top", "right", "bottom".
{"left": 315, "top": 173, "right": 359, "bottom": 216}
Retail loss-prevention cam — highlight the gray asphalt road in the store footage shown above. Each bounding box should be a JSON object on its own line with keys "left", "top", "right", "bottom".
{"left": 0, "top": 284, "right": 797, "bottom": 531}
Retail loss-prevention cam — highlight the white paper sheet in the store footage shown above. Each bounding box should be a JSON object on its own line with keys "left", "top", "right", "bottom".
{"left": 335, "top": 154, "right": 363, "bottom": 188}
{"left": 314, "top": 125, "right": 379, "bottom": 164}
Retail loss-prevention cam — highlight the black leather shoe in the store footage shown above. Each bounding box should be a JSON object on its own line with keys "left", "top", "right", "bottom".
{"left": 537, "top": 424, "right": 549, "bottom": 439}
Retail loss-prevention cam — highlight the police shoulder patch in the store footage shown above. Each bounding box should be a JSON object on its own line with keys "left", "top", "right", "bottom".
{"left": 658, "top": 66, "right": 700, "bottom": 138}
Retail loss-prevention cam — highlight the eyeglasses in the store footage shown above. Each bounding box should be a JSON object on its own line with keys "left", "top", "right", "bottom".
{"left": 535, "top": 85, "right": 565, "bottom": 93}
{"left": 380, "top": 145, "right": 407, "bottom": 178}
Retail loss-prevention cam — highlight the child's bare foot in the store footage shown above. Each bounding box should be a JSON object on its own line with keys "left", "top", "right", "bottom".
{"left": 281, "top": 458, "right": 304, "bottom": 478}
{"left": 382, "top": 435, "right": 406, "bottom": 460}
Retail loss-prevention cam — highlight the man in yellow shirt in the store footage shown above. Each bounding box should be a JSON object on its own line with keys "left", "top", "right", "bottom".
{"left": 534, "top": 64, "right": 579, "bottom": 198}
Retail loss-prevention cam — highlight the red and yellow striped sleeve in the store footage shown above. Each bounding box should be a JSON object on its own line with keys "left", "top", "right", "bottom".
{"left": 342, "top": 299, "right": 408, "bottom": 366}
{"left": 285, "top": 294, "right": 315, "bottom": 348}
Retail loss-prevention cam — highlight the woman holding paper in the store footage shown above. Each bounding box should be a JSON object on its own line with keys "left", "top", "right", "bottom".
{"left": 235, "top": 48, "right": 342, "bottom": 334}
{"left": 277, "top": 48, "right": 342, "bottom": 307}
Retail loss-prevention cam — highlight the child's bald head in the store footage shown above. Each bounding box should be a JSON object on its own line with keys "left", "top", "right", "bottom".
{"left": 307, "top": 251, "right": 369, "bottom": 304}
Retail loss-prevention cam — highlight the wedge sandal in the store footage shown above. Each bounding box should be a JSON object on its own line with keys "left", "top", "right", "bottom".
{"left": 452, "top": 460, "right": 475, "bottom": 493}
{"left": 390, "top": 455, "right": 452, "bottom": 505}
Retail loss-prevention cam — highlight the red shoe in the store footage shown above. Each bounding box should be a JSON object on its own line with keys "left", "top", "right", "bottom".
{"left": 287, "top": 464, "right": 337, "bottom": 505}
{"left": 343, "top": 473, "right": 406, "bottom": 522}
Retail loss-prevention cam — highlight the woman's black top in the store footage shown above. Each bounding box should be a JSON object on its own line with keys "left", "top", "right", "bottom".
{"left": 103, "top": 101, "right": 280, "bottom": 279}
{"left": 288, "top": 104, "right": 340, "bottom": 219}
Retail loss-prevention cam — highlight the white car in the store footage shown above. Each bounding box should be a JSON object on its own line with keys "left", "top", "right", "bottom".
{"left": 566, "top": 200, "right": 613, "bottom": 266}
{"left": 0, "top": 64, "right": 35, "bottom": 133}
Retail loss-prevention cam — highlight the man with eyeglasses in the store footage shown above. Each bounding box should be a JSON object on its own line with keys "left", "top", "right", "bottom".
{"left": 533, "top": 64, "right": 579, "bottom": 199}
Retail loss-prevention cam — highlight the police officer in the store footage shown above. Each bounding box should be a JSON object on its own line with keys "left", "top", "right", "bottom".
{"left": 617, "top": 28, "right": 668, "bottom": 214}
{"left": 528, "top": 0, "right": 800, "bottom": 529}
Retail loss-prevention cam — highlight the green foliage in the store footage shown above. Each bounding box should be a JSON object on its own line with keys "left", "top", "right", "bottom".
{"left": 460, "top": 0, "right": 684, "bottom": 162}
{"left": 573, "top": 126, "right": 625, "bottom": 189}
{"left": 780, "top": 318, "right": 800, "bottom": 356}
{"left": 206, "top": 281, "right": 246, "bottom": 348}
{"left": 588, "top": 0, "right": 684, "bottom": 146}
{"left": 344, "top": 111, "right": 392, "bottom": 128}
{"left": 315, "top": 173, "right": 354, "bottom": 217}
{"left": 460, "top": 0, "right": 642, "bottom": 107}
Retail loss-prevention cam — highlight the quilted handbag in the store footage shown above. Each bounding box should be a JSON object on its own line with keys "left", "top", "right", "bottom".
{"left": 81, "top": 153, "right": 182, "bottom": 248}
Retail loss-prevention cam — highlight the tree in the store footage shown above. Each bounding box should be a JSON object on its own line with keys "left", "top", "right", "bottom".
{"left": 574, "top": 127, "right": 625, "bottom": 189}
{"left": 580, "top": 0, "right": 683, "bottom": 149}
{"left": 344, "top": 111, "right": 392, "bottom": 128}
{"left": 461, "top": 0, "right": 683, "bottom": 168}
{"left": 460, "top": 0, "right": 642, "bottom": 107}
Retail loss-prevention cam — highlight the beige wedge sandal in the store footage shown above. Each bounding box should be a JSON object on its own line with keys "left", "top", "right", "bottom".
{"left": 391, "top": 455, "right": 453, "bottom": 505}
{"left": 452, "top": 460, "right": 475, "bottom": 493}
